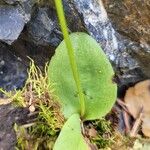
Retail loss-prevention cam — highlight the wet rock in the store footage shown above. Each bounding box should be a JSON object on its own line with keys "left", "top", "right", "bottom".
{"left": 0, "top": 0, "right": 34, "bottom": 44}
{"left": 0, "top": 5, "right": 26, "bottom": 44}
{"left": 27, "top": 0, "right": 86, "bottom": 47}
{"left": 10, "top": 35, "right": 55, "bottom": 68}
{"left": 0, "top": 43, "right": 27, "bottom": 93}
{"left": 27, "top": 7, "right": 62, "bottom": 47}
{"left": 0, "top": 37, "right": 55, "bottom": 96}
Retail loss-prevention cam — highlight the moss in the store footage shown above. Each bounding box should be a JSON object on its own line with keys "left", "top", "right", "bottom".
{"left": 85, "top": 118, "right": 135, "bottom": 149}
{"left": 89, "top": 119, "right": 114, "bottom": 149}
{"left": 1, "top": 59, "right": 64, "bottom": 149}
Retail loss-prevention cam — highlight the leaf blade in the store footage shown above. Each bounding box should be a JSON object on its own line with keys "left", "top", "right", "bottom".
{"left": 48, "top": 32, "right": 117, "bottom": 120}
{"left": 53, "top": 113, "right": 89, "bottom": 150}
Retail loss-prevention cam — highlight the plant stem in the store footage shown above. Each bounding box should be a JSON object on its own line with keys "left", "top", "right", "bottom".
{"left": 54, "top": 0, "right": 85, "bottom": 117}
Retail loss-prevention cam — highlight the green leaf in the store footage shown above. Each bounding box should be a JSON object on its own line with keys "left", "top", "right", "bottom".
{"left": 48, "top": 32, "right": 117, "bottom": 120}
{"left": 53, "top": 113, "right": 89, "bottom": 150}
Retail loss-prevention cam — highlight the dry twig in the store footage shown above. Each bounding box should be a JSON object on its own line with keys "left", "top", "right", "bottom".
{"left": 130, "top": 107, "right": 143, "bottom": 137}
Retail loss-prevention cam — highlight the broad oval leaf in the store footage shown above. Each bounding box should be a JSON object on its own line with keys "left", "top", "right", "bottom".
{"left": 48, "top": 32, "right": 117, "bottom": 120}
{"left": 53, "top": 113, "right": 89, "bottom": 150}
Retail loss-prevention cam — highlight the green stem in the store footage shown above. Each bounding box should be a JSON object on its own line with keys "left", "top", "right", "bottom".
{"left": 54, "top": 0, "right": 85, "bottom": 117}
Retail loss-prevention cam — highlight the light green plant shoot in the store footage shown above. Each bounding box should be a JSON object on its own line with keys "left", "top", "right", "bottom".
{"left": 54, "top": 0, "right": 85, "bottom": 118}
{"left": 53, "top": 113, "right": 88, "bottom": 150}
{"left": 48, "top": 0, "right": 117, "bottom": 149}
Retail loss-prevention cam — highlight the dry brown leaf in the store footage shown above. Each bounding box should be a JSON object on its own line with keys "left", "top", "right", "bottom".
{"left": 130, "top": 110, "right": 143, "bottom": 137}
{"left": 88, "top": 128, "right": 97, "bottom": 138}
{"left": 124, "top": 80, "right": 150, "bottom": 137}
{"left": 29, "top": 105, "right": 35, "bottom": 112}
{"left": 142, "top": 114, "right": 150, "bottom": 137}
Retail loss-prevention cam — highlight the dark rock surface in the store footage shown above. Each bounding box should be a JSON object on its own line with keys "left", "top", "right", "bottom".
{"left": 0, "top": 104, "right": 29, "bottom": 150}
{"left": 103, "top": 0, "right": 150, "bottom": 77}
{"left": 0, "top": 43, "right": 27, "bottom": 93}
{"left": 0, "top": 5, "right": 26, "bottom": 44}
{"left": 0, "top": 0, "right": 34, "bottom": 44}
{"left": 27, "top": 7, "right": 62, "bottom": 47}
{"left": 103, "top": 0, "right": 150, "bottom": 84}
{"left": 103, "top": 0, "right": 150, "bottom": 45}
{"left": 27, "top": 0, "right": 86, "bottom": 47}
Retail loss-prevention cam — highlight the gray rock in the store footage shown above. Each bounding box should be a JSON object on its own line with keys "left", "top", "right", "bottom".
{"left": 62, "top": 0, "right": 86, "bottom": 32}
{"left": 73, "top": 0, "right": 120, "bottom": 61}
{"left": 0, "top": 0, "right": 35, "bottom": 44}
{"left": 0, "top": 5, "right": 26, "bottom": 44}
{"left": 64, "top": 0, "right": 146, "bottom": 86}
{"left": 27, "top": 7, "right": 62, "bottom": 47}
{"left": 0, "top": 43, "right": 27, "bottom": 93}
{"left": 0, "top": 104, "right": 29, "bottom": 150}
{"left": 3, "top": 0, "right": 26, "bottom": 4}
{"left": 26, "top": 0, "right": 87, "bottom": 47}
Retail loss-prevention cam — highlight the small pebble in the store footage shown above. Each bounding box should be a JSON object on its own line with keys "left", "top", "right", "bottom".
{"left": 29, "top": 105, "right": 35, "bottom": 112}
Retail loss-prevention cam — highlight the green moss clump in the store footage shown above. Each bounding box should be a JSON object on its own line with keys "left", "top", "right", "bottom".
{"left": 1, "top": 59, "right": 64, "bottom": 150}
{"left": 86, "top": 119, "right": 114, "bottom": 149}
